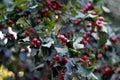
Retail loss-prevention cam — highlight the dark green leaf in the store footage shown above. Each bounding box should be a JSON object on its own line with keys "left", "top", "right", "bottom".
{"left": 99, "top": 31, "right": 109, "bottom": 47}
{"left": 0, "top": 4, "right": 6, "bottom": 10}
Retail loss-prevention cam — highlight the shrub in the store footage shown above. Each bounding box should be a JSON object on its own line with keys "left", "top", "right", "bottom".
{"left": 0, "top": 0, "right": 120, "bottom": 80}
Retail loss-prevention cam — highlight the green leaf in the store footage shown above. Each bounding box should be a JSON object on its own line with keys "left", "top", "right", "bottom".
{"left": 94, "top": 8, "right": 102, "bottom": 13}
{"left": 71, "top": 9, "right": 77, "bottom": 17}
{"left": 0, "top": 15, "right": 4, "bottom": 22}
{"left": 16, "top": 17, "right": 30, "bottom": 27}
{"left": 15, "top": 0, "right": 29, "bottom": 6}
{"left": 36, "top": 2, "right": 43, "bottom": 7}
{"left": 0, "top": 4, "right": 6, "bottom": 10}
{"left": 99, "top": 31, "right": 109, "bottom": 47}
{"left": 68, "top": 48, "right": 81, "bottom": 54}
{"left": 7, "top": 11, "right": 14, "bottom": 17}
{"left": 44, "top": 18, "right": 54, "bottom": 30}
{"left": 71, "top": 0, "right": 77, "bottom": 5}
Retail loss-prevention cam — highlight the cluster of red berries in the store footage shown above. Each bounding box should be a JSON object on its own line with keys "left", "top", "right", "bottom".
{"left": 31, "top": 38, "right": 40, "bottom": 47}
{"left": 25, "top": 27, "right": 34, "bottom": 36}
{"left": 41, "top": 9, "right": 49, "bottom": 17}
{"left": 53, "top": 55, "right": 69, "bottom": 64}
{"left": 58, "top": 34, "right": 68, "bottom": 43}
{"left": 46, "top": 1, "right": 62, "bottom": 10}
{"left": 93, "top": 16, "right": 104, "bottom": 29}
{"left": 74, "top": 19, "right": 81, "bottom": 26}
{"left": 79, "top": 55, "right": 91, "bottom": 66}
{"left": 8, "top": 20, "right": 14, "bottom": 27}
{"left": 82, "top": 32, "right": 90, "bottom": 45}
{"left": 98, "top": 67, "right": 115, "bottom": 75}
{"left": 82, "top": 2, "right": 94, "bottom": 12}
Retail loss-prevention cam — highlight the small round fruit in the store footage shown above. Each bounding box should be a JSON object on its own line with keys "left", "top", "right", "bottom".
{"left": 83, "top": 40, "right": 88, "bottom": 45}
{"left": 62, "top": 57, "right": 68, "bottom": 63}
{"left": 110, "top": 36, "right": 118, "bottom": 43}
{"left": 25, "top": 31, "right": 30, "bottom": 36}
{"left": 79, "top": 58, "right": 84, "bottom": 63}
{"left": 87, "top": 23, "right": 92, "bottom": 28}
{"left": 74, "top": 19, "right": 81, "bottom": 26}
{"left": 36, "top": 19, "right": 41, "bottom": 24}
{"left": 98, "top": 16, "right": 104, "bottom": 21}
{"left": 58, "top": 34, "right": 67, "bottom": 43}
{"left": 82, "top": 55, "right": 88, "bottom": 61}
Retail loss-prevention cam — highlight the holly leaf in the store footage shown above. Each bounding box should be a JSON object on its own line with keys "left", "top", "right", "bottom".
{"left": 102, "top": 6, "right": 110, "bottom": 13}
{"left": 32, "top": 63, "right": 44, "bottom": 71}
{"left": 0, "top": 4, "right": 6, "bottom": 10}
{"left": 16, "top": 17, "right": 29, "bottom": 27}
{"left": 55, "top": 47, "right": 68, "bottom": 53}
{"left": 15, "top": 0, "right": 29, "bottom": 6}
{"left": 42, "top": 40, "right": 54, "bottom": 48}
{"left": 99, "top": 31, "right": 109, "bottom": 47}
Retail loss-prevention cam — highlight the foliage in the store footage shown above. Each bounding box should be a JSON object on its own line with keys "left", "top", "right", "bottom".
{"left": 0, "top": 0, "right": 120, "bottom": 80}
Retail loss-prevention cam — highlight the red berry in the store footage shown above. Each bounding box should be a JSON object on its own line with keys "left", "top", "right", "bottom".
{"left": 53, "top": 55, "right": 60, "bottom": 62}
{"left": 83, "top": 34, "right": 87, "bottom": 39}
{"left": 58, "top": 34, "right": 67, "bottom": 43}
{"left": 103, "top": 67, "right": 111, "bottom": 75}
{"left": 103, "top": 44, "right": 108, "bottom": 50}
{"left": 86, "top": 2, "right": 94, "bottom": 10}
{"left": 31, "top": 42, "right": 35, "bottom": 46}
{"left": 91, "top": 11, "right": 96, "bottom": 15}
{"left": 32, "top": 38, "right": 38, "bottom": 43}
{"left": 25, "top": 31, "right": 30, "bottom": 36}
{"left": 46, "top": 1, "right": 62, "bottom": 10}
{"left": 96, "top": 20, "right": 101, "bottom": 24}
{"left": 97, "top": 24, "right": 102, "bottom": 28}
{"left": 36, "top": 19, "right": 41, "bottom": 24}
{"left": 9, "top": 34, "right": 15, "bottom": 40}
{"left": 85, "top": 37, "right": 90, "bottom": 42}
{"left": 83, "top": 40, "right": 88, "bottom": 45}
{"left": 62, "top": 57, "right": 68, "bottom": 63}
{"left": 82, "top": 55, "right": 88, "bottom": 61}
{"left": 74, "top": 19, "right": 81, "bottom": 26}
{"left": 87, "top": 60, "right": 91, "bottom": 66}
{"left": 87, "top": 23, "right": 92, "bottom": 28}
{"left": 31, "top": 38, "right": 40, "bottom": 47}
{"left": 24, "top": 48, "right": 29, "bottom": 53}
{"left": 86, "top": 32, "right": 90, "bottom": 35}
{"left": 8, "top": 20, "right": 14, "bottom": 27}
{"left": 98, "top": 53, "right": 103, "bottom": 59}
{"left": 42, "top": 9, "right": 49, "bottom": 17}
{"left": 98, "top": 16, "right": 104, "bottom": 21}
{"left": 36, "top": 40, "right": 40, "bottom": 44}
{"left": 59, "top": 72, "right": 64, "bottom": 80}
{"left": 79, "top": 58, "right": 85, "bottom": 63}
{"left": 82, "top": 8, "right": 87, "bottom": 12}
{"left": 110, "top": 36, "right": 118, "bottom": 43}
{"left": 28, "top": 27, "right": 34, "bottom": 32}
